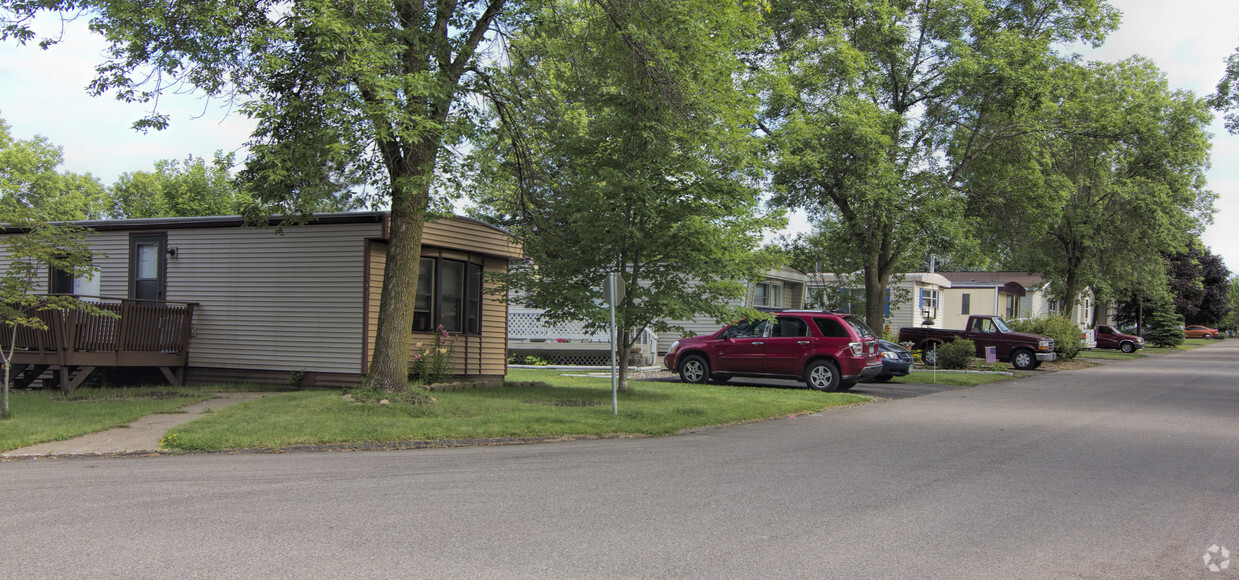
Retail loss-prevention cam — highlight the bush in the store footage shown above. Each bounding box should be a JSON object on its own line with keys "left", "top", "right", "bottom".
{"left": 936, "top": 338, "right": 976, "bottom": 369}
{"left": 1007, "top": 317, "right": 1081, "bottom": 361}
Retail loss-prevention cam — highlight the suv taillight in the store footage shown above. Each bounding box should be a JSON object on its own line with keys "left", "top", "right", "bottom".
{"left": 849, "top": 342, "right": 863, "bottom": 357}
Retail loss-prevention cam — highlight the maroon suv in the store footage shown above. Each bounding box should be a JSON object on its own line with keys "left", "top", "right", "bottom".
{"left": 663, "top": 311, "right": 883, "bottom": 391}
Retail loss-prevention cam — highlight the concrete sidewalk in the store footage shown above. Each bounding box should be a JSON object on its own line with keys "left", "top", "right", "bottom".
{"left": 2, "top": 392, "right": 273, "bottom": 458}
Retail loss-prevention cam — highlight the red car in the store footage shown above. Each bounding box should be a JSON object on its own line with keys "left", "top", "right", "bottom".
{"left": 663, "top": 311, "right": 883, "bottom": 391}
{"left": 1093, "top": 325, "right": 1145, "bottom": 353}
{"left": 1185, "top": 325, "right": 1220, "bottom": 339}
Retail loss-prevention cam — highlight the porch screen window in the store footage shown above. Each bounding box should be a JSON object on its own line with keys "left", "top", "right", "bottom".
{"left": 414, "top": 258, "right": 434, "bottom": 331}
{"left": 465, "top": 263, "right": 482, "bottom": 334}
{"left": 412, "top": 256, "right": 483, "bottom": 335}
{"left": 439, "top": 260, "right": 465, "bottom": 332}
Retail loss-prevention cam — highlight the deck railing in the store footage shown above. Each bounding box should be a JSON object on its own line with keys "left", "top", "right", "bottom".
{"left": 1, "top": 296, "right": 197, "bottom": 368}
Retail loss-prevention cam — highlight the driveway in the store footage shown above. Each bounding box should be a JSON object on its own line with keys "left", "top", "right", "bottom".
{"left": 4, "top": 341, "right": 1238, "bottom": 578}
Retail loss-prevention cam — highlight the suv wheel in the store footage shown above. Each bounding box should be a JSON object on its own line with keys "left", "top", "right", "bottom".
{"left": 678, "top": 355, "right": 709, "bottom": 384}
{"left": 921, "top": 344, "right": 939, "bottom": 366}
{"left": 1119, "top": 341, "right": 1135, "bottom": 353}
{"left": 804, "top": 360, "right": 841, "bottom": 391}
{"left": 1011, "top": 348, "right": 1037, "bottom": 371}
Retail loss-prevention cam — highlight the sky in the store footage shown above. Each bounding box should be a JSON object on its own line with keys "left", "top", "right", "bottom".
{"left": 0, "top": 1, "right": 1237, "bottom": 270}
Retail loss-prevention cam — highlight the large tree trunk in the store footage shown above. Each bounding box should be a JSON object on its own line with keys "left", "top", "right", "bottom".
{"left": 366, "top": 157, "right": 432, "bottom": 397}
{"left": 1063, "top": 263, "right": 1079, "bottom": 319}
{"left": 864, "top": 263, "right": 886, "bottom": 335}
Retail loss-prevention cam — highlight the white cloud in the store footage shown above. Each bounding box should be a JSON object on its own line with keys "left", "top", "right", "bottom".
{"left": 0, "top": 16, "right": 253, "bottom": 182}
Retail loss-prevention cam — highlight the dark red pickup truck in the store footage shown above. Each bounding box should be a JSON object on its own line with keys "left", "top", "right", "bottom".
{"left": 664, "top": 311, "right": 883, "bottom": 392}
{"left": 898, "top": 315, "right": 1056, "bottom": 370}
{"left": 1094, "top": 325, "right": 1145, "bottom": 352}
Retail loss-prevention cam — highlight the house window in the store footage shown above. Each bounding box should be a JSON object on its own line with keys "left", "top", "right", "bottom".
{"left": 920, "top": 288, "right": 939, "bottom": 319}
{"left": 413, "top": 256, "right": 484, "bottom": 335}
{"left": 961, "top": 293, "right": 971, "bottom": 315}
{"left": 1049, "top": 299, "right": 1061, "bottom": 316}
{"left": 49, "top": 261, "right": 99, "bottom": 296}
{"left": 754, "top": 282, "right": 783, "bottom": 308}
{"left": 1005, "top": 295, "right": 1017, "bottom": 319}
{"left": 49, "top": 265, "right": 74, "bottom": 294}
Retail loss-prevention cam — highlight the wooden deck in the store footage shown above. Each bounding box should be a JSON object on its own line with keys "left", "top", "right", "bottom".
{"left": 1, "top": 297, "right": 197, "bottom": 391}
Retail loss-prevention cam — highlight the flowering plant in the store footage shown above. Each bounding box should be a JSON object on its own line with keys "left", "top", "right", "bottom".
{"left": 411, "top": 325, "right": 456, "bottom": 384}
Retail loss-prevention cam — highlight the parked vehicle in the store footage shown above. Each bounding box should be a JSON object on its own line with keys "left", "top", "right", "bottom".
{"left": 898, "top": 315, "right": 1056, "bottom": 371}
{"left": 864, "top": 339, "right": 914, "bottom": 383}
{"left": 1185, "top": 325, "right": 1220, "bottom": 339}
{"left": 664, "top": 311, "right": 883, "bottom": 392}
{"left": 1093, "top": 325, "right": 1145, "bottom": 353}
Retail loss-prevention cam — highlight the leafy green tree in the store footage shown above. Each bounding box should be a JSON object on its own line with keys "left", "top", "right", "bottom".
{"left": 0, "top": 212, "right": 104, "bottom": 418}
{"left": 2, "top": 0, "right": 511, "bottom": 397}
{"left": 760, "top": 0, "right": 1117, "bottom": 331}
{"left": 471, "top": 0, "right": 780, "bottom": 390}
{"left": 1210, "top": 44, "right": 1239, "bottom": 134}
{"left": 0, "top": 118, "right": 109, "bottom": 221}
{"left": 111, "top": 152, "right": 253, "bottom": 218}
{"left": 966, "top": 58, "right": 1215, "bottom": 317}
{"left": 1164, "top": 241, "right": 1231, "bottom": 326}
{"left": 1217, "top": 277, "right": 1239, "bottom": 333}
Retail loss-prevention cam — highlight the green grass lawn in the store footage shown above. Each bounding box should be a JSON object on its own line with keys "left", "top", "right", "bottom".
{"left": 1, "top": 387, "right": 213, "bottom": 452}
{"left": 159, "top": 369, "right": 870, "bottom": 452}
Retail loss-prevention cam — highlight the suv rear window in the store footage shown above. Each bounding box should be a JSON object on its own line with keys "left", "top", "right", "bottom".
{"left": 842, "top": 316, "right": 876, "bottom": 338}
{"left": 814, "top": 317, "right": 851, "bottom": 338}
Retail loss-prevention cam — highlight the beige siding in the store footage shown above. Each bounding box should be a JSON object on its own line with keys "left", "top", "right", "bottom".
{"left": 165, "top": 222, "right": 381, "bottom": 374}
{"left": 365, "top": 243, "right": 511, "bottom": 378}
{"left": 423, "top": 218, "right": 522, "bottom": 259}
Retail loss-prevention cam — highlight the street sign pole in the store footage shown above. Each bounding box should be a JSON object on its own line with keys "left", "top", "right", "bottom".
{"left": 610, "top": 281, "right": 618, "bottom": 415}
{"left": 603, "top": 272, "right": 625, "bottom": 416}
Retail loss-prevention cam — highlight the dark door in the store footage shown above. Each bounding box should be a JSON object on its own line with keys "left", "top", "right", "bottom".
{"left": 130, "top": 233, "right": 167, "bottom": 301}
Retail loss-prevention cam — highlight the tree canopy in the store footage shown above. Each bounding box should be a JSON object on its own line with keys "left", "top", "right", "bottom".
{"left": 470, "top": 0, "right": 782, "bottom": 389}
{"left": 3, "top": 0, "right": 512, "bottom": 395}
{"left": 965, "top": 57, "right": 1216, "bottom": 317}
{"left": 111, "top": 152, "right": 253, "bottom": 219}
{"left": 760, "top": 0, "right": 1119, "bottom": 331}
{"left": 0, "top": 118, "right": 109, "bottom": 221}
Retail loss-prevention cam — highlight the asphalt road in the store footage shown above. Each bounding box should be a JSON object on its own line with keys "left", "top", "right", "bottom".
{"left": 4, "top": 342, "right": 1238, "bottom": 578}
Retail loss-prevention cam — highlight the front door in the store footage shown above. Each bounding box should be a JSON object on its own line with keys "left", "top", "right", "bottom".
{"left": 129, "top": 233, "right": 167, "bottom": 301}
